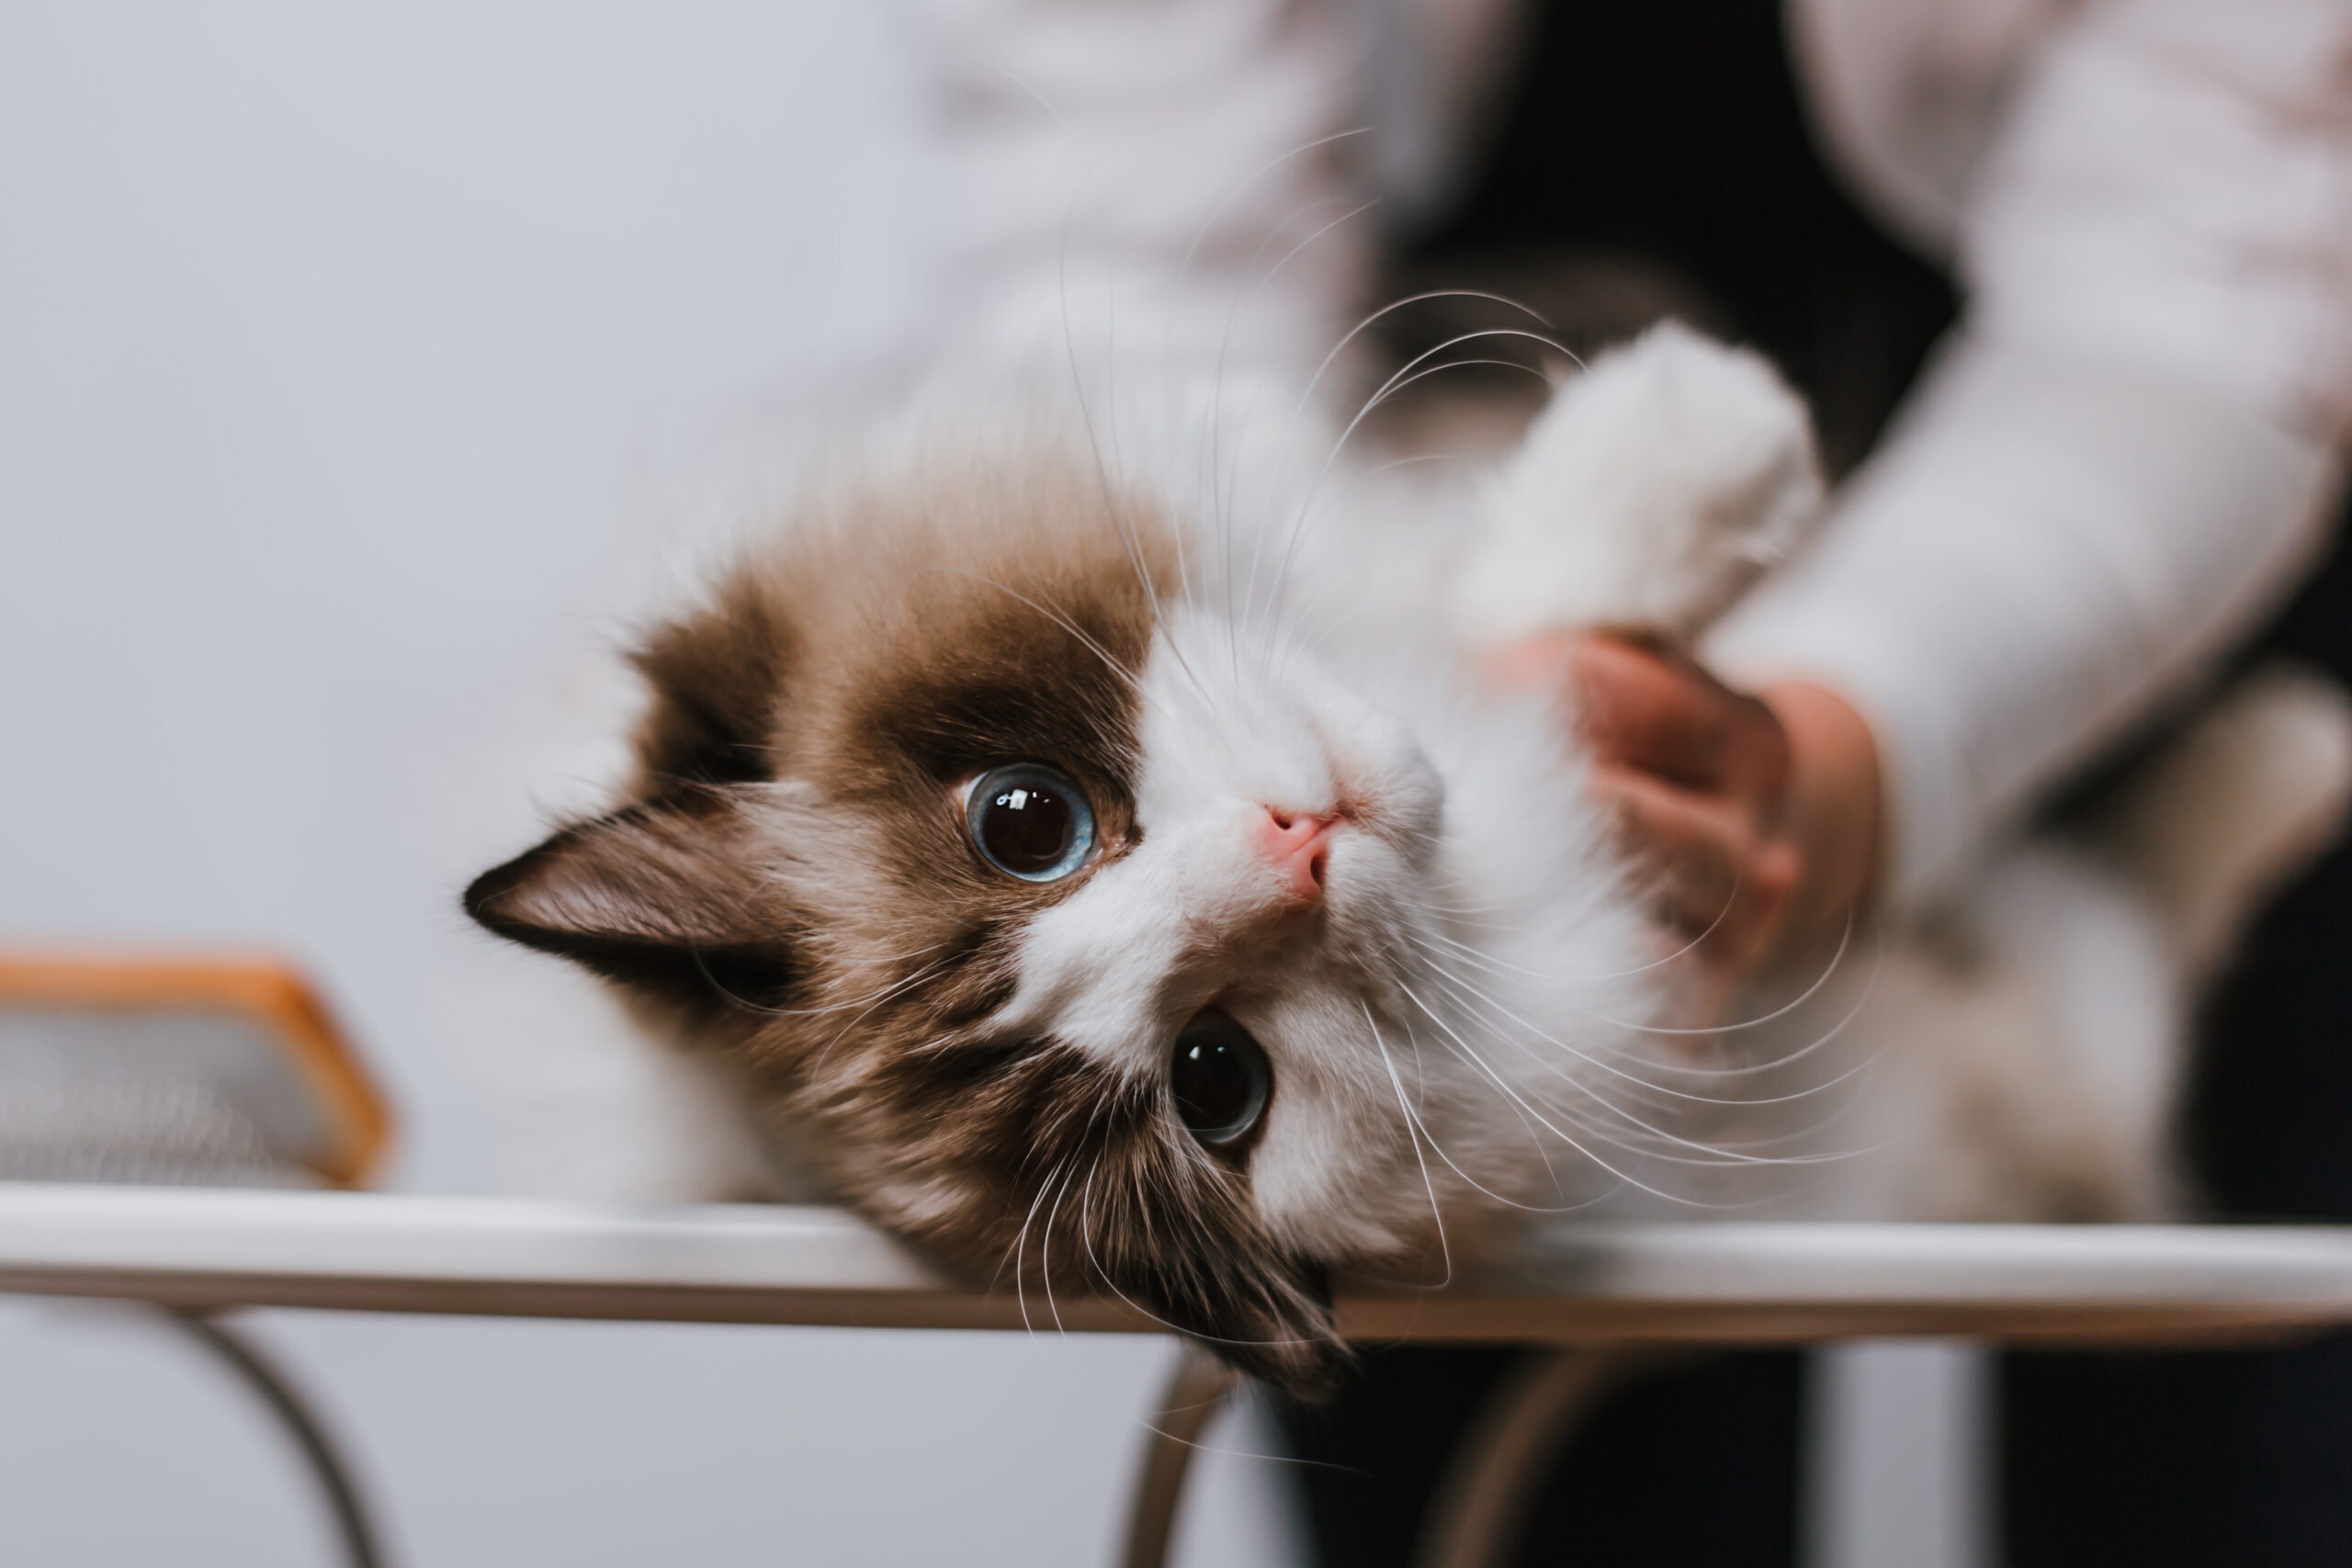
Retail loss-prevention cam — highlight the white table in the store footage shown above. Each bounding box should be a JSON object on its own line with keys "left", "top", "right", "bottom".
{"left": 9, "top": 1184, "right": 2352, "bottom": 1567}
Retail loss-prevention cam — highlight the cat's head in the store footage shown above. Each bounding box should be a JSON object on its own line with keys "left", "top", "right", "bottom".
{"left": 466, "top": 419, "right": 1645, "bottom": 1395}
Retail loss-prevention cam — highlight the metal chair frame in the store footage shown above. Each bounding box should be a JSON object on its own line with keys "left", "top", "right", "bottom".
{"left": 13, "top": 1187, "right": 2352, "bottom": 1568}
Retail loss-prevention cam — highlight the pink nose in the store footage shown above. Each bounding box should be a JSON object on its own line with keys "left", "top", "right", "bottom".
{"left": 1258, "top": 806, "right": 1335, "bottom": 903}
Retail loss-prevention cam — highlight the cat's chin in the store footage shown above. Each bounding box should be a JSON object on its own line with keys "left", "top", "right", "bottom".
{"left": 1163, "top": 1258, "right": 1349, "bottom": 1402}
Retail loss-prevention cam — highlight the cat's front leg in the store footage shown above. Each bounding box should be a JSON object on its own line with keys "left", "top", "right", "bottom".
{"left": 1451, "top": 320, "right": 1823, "bottom": 647}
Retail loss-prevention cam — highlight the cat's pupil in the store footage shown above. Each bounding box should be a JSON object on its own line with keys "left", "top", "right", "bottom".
{"left": 983, "top": 783, "right": 1071, "bottom": 871}
{"left": 1171, "top": 1015, "right": 1272, "bottom": 1148}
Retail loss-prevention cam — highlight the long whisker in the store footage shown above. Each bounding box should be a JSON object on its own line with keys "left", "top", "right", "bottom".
{"left": 1412, "top": 917, "right": 1886, "bottom": 1083}
{"left": 1364, "top": 1009, "right": 1617, "bottom": 1215}
{"left": 1363, "top": 999, "right": 1453, "bottom": 1287}
{"left": 1421, "top": 954, "right": 1883, "bottom": 1116}
{"left": 1073, "top": 1166, "right": 1333, "bottom": 1351}
{"left": 1419, "top": 909, "right": 1863, "bottom": 1040}
{"left": 1426, "top": 883, "right": 1742, "bottom": 985}
{"left": 1391, "top": 976, "right": 1791, "bottom": 1206}
{"left": 1409, "top": 961, "right": 1876, "bottom": 1161}
{"left": 1250, "top": 331, "right": 1573, "bottom": 637}
{"left": 1289, "top": 289, "right": 1566, "bottom": 433}
{"left": 1005, "top": 1151, "right": 1074, "bottom": 1337}
{"left": 1038, "top": 1155, "right": 1081, "bottom": 1337}
{"left": 1235, "top": 294, "right": 1553, "bottom": 639}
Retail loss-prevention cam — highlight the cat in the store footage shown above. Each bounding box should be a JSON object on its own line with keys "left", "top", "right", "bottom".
{"left": 465, "top": 322, "right": 2351, "bottom": 1393}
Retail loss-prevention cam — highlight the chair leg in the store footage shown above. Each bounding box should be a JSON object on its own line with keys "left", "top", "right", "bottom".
{"left": 159, "top": 1309, "right": 392, "bottom": 1568}
{"left": 1412, "top": 1348, "right": 1656, "bottom": 1568}
{"left": 1121, "top": 1345, "right": 1238, "bottom": 1568}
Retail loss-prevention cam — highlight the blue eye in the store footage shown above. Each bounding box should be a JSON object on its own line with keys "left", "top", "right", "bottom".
{"left": 965, "top": 763, "right": 1096, "bottom": 882}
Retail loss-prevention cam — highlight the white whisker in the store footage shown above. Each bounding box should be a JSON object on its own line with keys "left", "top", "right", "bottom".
{"left": 1419, "top": 909, "right": 1865, "bottom": 1041}
{"left": 1390, "top": 976, "right": 1788, "bottom": 1208}
{"left": 1362, "top": 1000, "right": 1453, "bottom": 1288}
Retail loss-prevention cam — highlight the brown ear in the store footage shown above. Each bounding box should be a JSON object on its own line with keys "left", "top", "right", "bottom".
{"left": 464, "top": 794, "right": 798, "bottom": 1011}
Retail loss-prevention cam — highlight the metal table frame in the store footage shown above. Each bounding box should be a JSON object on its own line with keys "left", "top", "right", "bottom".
{"left": 10, "top": 1185, "right": 2352, "bottom": 1567}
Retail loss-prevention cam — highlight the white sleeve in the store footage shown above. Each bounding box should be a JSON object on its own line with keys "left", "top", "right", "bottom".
{"left": 905, "top": 0, "right": 1374, "bottom": 379}
{"left": 1709, "top": 0, "right": 2352, "bottom": 908}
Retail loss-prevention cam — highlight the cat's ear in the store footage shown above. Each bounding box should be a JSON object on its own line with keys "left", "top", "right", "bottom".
{"left": 464, "top": 794, "right": 797, "bottom": 1010}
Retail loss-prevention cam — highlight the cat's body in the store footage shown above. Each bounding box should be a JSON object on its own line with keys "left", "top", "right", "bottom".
{"left": 469, "top": 324, "right": 2351, "bottom": 1392}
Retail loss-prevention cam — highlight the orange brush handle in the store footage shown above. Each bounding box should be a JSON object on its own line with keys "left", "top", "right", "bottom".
{"left": 0, "top": 951, "right": 393, "bottom": 1188}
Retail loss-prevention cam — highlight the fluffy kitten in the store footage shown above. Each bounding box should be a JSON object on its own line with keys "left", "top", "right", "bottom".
{"left": 467, "top": 325, "right": 2349, "bottom": 1393}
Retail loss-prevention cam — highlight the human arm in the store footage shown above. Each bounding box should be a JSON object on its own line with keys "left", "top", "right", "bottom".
{"left": 1705, "top": 0, "right": 2351, "bottom": 911}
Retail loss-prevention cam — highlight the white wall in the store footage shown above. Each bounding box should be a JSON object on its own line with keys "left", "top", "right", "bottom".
{"left": 0, "top": 6, "right": 1306, "bottom": 1562}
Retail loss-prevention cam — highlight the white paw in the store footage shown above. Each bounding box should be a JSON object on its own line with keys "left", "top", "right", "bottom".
{"left": 1453, "top": 319, "right": 1823, "bottom": 644}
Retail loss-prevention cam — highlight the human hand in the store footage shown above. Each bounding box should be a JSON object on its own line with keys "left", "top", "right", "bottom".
{"left": 1488, "top": 632, "right": 1881, "bottom": 985}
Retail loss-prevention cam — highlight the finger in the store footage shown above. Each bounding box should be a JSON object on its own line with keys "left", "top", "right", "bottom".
{"left": 1719, "top": 839, "right": 1801, "bottom": 976}
{"left": 1590, "top": 768, "right": 1801, "bottom": 975}
{"left": 1590, "top": 765, "right": 1755, "bottom": 931}
{"left": 1566, "top": 637, "right": 1781, "bottom": 792}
